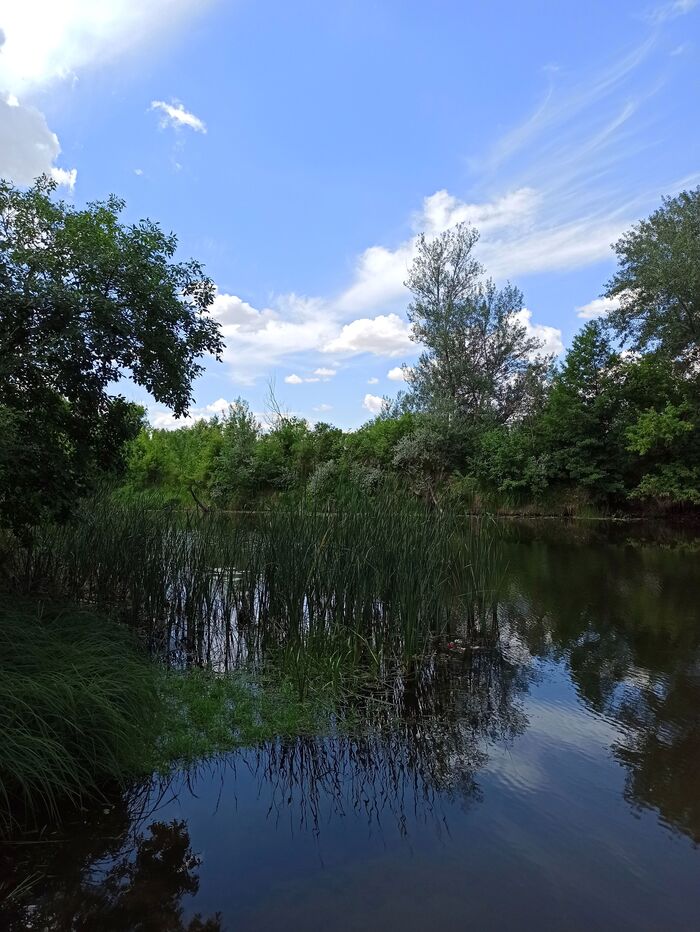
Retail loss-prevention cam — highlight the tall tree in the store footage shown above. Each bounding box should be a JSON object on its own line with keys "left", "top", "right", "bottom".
{"left": 539, "top": 321, "right": 627, "bottom": 496}
{"left": 405, "top": 223, "right": 551, "bottom": 423}
{"left": 0, "top": 177, "right": 223, "bottom": 530}
{"left": 605, "top": 187, "right": 700, "bottom": 370}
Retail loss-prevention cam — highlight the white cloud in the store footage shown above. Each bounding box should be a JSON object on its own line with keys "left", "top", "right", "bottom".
{"left": 134, "top": 167, "right": 144, "bottom": 175}
{"left": 314, "top": 367, "right": 336, "bottom": 377}
{"left": 150, "top": 99, "right": 206, "bottom": 133}
{"left": 50, "top": 166, "right": 77, "bottom": 191}
{"left": 148, "top": 397, "right": 234, "bottom": 430}
{"left": 324, "top": 314, "right": 413, "bottom": 357}
{"left": 649, "top": 0, "right": 698, "bottom": 24}
{"left": 387, "top": 366, "right": 409, "bottom": 381}
{"left": 0, "top": 96, "right": 76, "bottom": 186}
{"left": 0, "top": 1, "right": 211, "bottom": 95}
{"left": 513, "top": 308, "right": 563, "bottom": 356}
{"left": 313, "top": 403, "right": 333, "bottom": 412}
{"left": 367, "top": 377, "right": 379, "bottom": 384}
{"left": 363, "top": 393, "right": 385, "bottom": 415}
{"left": 284, "top": 373, "right": 303, "bottom": 384}
{"left": 576, "top": 296, "right": 621, "bottom": 319}
{"left": 0, "top": 2, "right": 209, "bottom": 190}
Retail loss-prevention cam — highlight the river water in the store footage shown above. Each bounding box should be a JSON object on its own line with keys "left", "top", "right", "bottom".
{"left": 3, "top": 521, "right": 700, "bottom": 930}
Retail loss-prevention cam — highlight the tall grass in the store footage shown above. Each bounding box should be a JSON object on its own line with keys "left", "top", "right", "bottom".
{"left": 7, "top": 489, "right": 502, "bottom": 680}
{"left": 0, "top": 601, "right": 162, "bottom": 835}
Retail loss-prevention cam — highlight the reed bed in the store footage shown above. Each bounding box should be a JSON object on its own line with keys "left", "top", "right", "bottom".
{"left": 9, "top": 490, "right": 502, "bottom": 679}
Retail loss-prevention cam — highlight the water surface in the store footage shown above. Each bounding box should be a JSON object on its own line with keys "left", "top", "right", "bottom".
{"left": 3, "top": 521, "right": 700, "bottom": 930}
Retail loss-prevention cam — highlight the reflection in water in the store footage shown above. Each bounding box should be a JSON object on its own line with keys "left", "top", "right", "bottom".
{"left": 1, "top": 807, "right": 222, "bottom": 931}
{"left": 500, "top": 522, "right": 700, "bottom": 844}
{"left": 249, "top": 649, "right": 530, "bottom": 835}
{"left": 3, "top": 522, "right": 700, "bottom": 929}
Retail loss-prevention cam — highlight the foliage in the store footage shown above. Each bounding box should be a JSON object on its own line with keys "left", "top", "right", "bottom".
{"left": 0, "top": 177, "right": 222, "bottom": 531}
{"left": 606, "top": 187, "right": 700, "bottom": 370}
{"left": 405, "top": 223, "right": 552, "bottom": 423}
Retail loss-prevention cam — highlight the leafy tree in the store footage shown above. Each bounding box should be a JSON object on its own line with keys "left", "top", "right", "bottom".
{"left": 210, "top": 401, "right": 260, "bottom": 505}
{"left": 625, "top": 401, "right": 700, "bottom": 506}
{"left": 0, "top": 177, "right": 222, "bottom": 530}
{"left": 405, "top": 223, "right": 551, "bottom": 423}
{"left": 605, "top": 187, "right": 700, "bottom": 370}
{"left": 539, "top": 321, "right": 627, "bottom": 497}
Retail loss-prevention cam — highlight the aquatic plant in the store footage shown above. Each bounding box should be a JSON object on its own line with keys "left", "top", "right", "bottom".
{"left": 8, "top": 490, "right": 502, "bottom": 677}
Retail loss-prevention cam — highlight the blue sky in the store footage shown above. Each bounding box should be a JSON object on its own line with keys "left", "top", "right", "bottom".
{"left": 1, "top": 0, "right": 698, "bottom": 428}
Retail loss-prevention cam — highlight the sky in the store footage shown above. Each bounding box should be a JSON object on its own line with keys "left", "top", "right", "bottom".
{"left": 1, "top": 0, "right": 699, "bottom": 429}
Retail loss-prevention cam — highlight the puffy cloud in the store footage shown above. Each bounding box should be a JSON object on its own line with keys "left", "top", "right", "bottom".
{"left": 363, "top": 394, "right": 385, "bottom": 415}
{"left": 0, "top": 1, "right": 211, "bottom": 190}
{"left": 150, "top": 99, "right": 206, "bottom": 133}
{"left": 284, "top": 373, "right": 303, "bottom": 384}
{"left": 513, "top": 308, "right": 563, "bottom": 357}
{"left": 387, "top": 366, "right": 409, "bottom": 381}
{"left": 0, "top": 96, "right": 76, "bottom": 186}
{"left": 417, "top": 187, "right": 540, "bottom": 237}
{"left": 50, "top": 166, "right": 77, "bottom": 191}
{"left": 148, "top": 397, "right": 234, "bottom": 429}
{"left": 314, "top": 367, "right": 336, "bottom": 377}
{"left": 576, "top": 296, "right": 621, "bottom": 319}
{"left": 324, "top": 314, "right": 413, "bottom": 357}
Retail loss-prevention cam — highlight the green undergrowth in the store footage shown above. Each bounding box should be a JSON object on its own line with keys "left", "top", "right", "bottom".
{"left": 0, "top": 600, "right": 379, "bottom": 835}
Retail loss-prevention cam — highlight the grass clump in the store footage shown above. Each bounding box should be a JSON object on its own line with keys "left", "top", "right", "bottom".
{"left": 0, "top": 601, "right": 162, "bottom": 835}
{"left": 157, "top": 667, "right": 345, "bottom": 766}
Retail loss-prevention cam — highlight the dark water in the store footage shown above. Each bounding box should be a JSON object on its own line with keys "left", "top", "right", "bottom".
{"left": 3, "top": 521, "right": 700, "bottom": 931}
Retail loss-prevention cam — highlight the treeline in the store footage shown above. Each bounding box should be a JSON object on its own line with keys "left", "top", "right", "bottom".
{"left": 1, "top": 180, "right": 698, "bottom": 528}
{"left": 122, "top": 189, "right": 700, "bottom": 515}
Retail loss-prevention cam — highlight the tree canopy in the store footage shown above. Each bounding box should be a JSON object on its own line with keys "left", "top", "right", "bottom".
{"left": 0, "top": 177, "right": 223, "bottom": 530}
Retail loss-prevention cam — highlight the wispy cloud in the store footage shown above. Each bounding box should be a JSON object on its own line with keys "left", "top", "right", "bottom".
{"left": 150, "top": 99, "right": 206, "bottom": 133}
{"left": 648, "top": 0, "right": 698, "bottom": 25}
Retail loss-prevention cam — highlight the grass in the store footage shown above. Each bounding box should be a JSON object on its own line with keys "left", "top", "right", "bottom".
{"left": 0, "top": 600, "right": 162, "bottom": 835}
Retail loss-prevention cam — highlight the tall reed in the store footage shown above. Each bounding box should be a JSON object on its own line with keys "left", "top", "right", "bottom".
{"left": 7, "top": 489, "right": 502, "bottom": 680}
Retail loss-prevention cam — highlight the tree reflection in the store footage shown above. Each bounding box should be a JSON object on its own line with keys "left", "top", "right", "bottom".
{"left": 501, "top": 523, "right": 700, "bottom": 843}
{"left": 1, "top": 811, "right": 222, "bottom": 931}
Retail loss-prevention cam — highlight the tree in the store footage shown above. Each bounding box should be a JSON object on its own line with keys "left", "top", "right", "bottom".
{"left": 405, "top": 223, "right": 551, "bottom": 423}
{"left": 210, "top": 400, "right": 260, "bottom": 505}
{"left": 605, "top": 187, "right": 700, "bottom": 370}
{"left": 539, "top": 321, "right": 627, "bottom": 497}
{"left": 0, "top": 177, "right": 223, "bottom": 530}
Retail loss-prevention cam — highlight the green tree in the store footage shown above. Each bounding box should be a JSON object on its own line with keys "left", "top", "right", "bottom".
{"left": 0, "top": 177, "right": 222, "bottom": 530}
{"left": 539, "top": 321, "right": 627, "bottom": 498}
{"left": 605, "top": 187, "right": 700, "bottom": 370}
{"left": 405, "top": 223, "right": 551, "bottom": 423}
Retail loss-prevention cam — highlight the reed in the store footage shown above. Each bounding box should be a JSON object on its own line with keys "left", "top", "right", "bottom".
{"left": 8, "top": 489, "right": 502, "bottom": 681}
